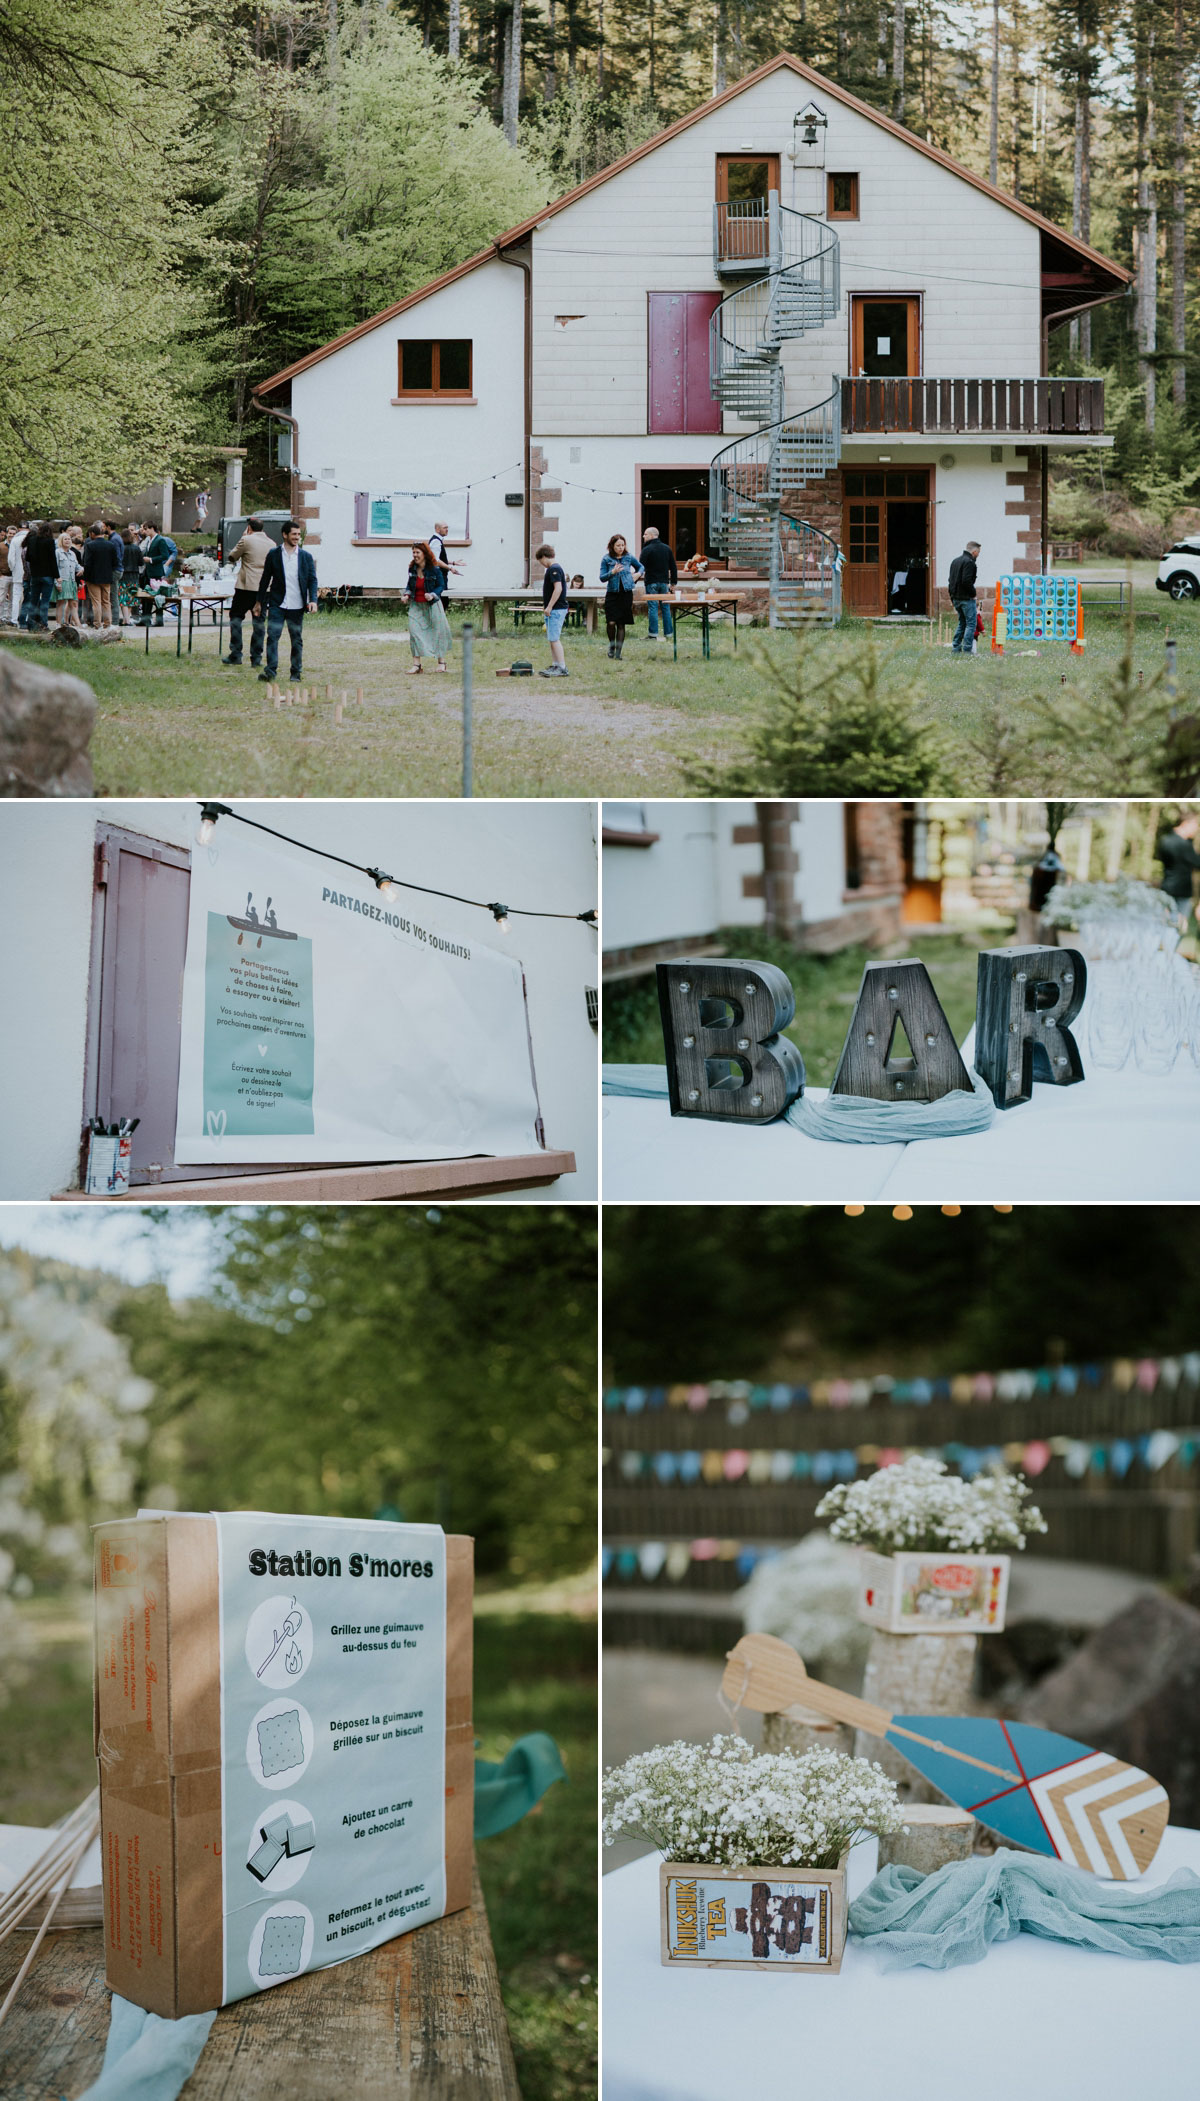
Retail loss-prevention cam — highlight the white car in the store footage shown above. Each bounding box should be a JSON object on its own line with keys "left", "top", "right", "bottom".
{"left": 1156, "top": 537, "right": 1200, "bottom": 600}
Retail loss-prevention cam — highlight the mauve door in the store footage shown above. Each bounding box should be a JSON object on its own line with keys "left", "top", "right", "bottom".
{"left": 648, "top": 294, "right": 686, "bottom": 433}
{"left": 684, "top": 293, "right": 723, "bottom": 435}
{"left": 96, "top": 834, "right": 191, "bottom": 1179}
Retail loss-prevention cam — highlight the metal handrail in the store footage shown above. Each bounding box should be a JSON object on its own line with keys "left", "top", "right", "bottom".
{"left": 709, "top": 389, "right": 842, "bottom": 541}
{"left": 710, "top": 204, "right": 840, "bottom": 402}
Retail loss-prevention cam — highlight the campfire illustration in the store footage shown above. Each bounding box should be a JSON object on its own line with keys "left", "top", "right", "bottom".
{"left": 227, "top": 893, "right": 299, "bottom": 948}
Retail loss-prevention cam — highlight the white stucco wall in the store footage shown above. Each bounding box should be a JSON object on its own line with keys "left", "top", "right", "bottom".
{"left": 292, "top": 258, "right": 527, "bottom": 592}
{"left": 0, "top": 800, "right": 597, "bottom": 1202}
{"left": 603, "top": 799, "right": 852, "bottom": 951}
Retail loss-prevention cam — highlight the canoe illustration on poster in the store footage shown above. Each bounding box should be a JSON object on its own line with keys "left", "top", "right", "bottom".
{"left": 176, "top": 824, "right": 543, "bottom": 1163}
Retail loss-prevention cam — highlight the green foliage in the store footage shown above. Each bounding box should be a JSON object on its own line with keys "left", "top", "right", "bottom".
{"left": 1022, "top": 600, "right": 1199, "bottom": 794}
{"left": 117, "top": 1208, "right": 596, "bottom": 1581}
{"left": 684, "top": 630, "right": 957, "bottom": 796}
{"left": 524, "top": 75, "right": 662, "bottom": 190}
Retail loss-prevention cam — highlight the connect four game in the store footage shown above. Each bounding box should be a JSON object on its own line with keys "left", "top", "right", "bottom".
{"left": 991, "top": 575, "right": 1085, "bottom": 653}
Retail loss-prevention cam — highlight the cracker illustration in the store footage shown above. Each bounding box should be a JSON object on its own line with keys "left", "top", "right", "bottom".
{"left": 256, "top": 1708, "right": 305, "bottom": 1779}
{"left": 259, "top": 1913, "right": 305, "bottom": 1977}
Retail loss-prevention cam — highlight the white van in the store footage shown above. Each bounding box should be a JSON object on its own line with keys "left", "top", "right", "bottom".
{"left": 1156, "top": 538, "right": 1200, "bottom": 600}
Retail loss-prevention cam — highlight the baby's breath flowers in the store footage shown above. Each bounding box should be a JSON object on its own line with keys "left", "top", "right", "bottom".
{"left": 602, "top": 1736, "right": 903, "bottom": 1870}
{"left": 816, "top": 1453, "right": 1046, "bottom": 1556}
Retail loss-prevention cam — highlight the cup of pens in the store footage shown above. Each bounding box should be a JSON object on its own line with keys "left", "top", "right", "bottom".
{"left": 84, "top": 1117, "right": 139, "bottom": 1195}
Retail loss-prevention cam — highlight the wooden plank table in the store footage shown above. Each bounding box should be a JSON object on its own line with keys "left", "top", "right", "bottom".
{"left": 643, "top": 593, "right": 742, "bottom": 660}
{"left": 0, "top": 1864, "right": 520, "bottom": 2100}
{"left": 54, "top": 1149, "right": 577, "bottom": 1203}
{"left": 477, "top": 589, "right": 604, "bottom": 636}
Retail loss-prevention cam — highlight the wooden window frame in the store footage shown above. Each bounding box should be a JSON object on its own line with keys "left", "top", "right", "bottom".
{"left": 715, "top": 153, "right": 780, "bottom": 201}
{"left": 73, "top": 822, "right": 571, "bottom": 1202}
{"left": 827, "top": 172, "right": 860, "bottom": 220}
{"left": 394, "top": 339, "right": 475, "bottom": 402}
{"left": 849, "top": 294, "right": 922, "bottom": 378}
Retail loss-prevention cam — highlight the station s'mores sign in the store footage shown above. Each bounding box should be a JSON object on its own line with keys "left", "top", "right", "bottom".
{"left": 175, "top": 821, "right": 542, "bottom": 1163}
{"left": 94, "top": 1511, "right": 474, "bottom": 2016}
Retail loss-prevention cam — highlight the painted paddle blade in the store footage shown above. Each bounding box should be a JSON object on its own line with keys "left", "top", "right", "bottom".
{"left": 886, "top": 1715, "right": 1169, "bottom": 1879}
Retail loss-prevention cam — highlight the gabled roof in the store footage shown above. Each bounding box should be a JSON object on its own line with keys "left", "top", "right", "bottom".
{"left": 255, "top": 52, "right": 1130, "bottom": 397}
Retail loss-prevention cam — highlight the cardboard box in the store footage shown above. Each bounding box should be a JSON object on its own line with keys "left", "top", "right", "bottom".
{"left": 857, "top": 1547, "right": 1010, "bottom": 1634}
{"left": 94, "top": 1515, "right": 473, "bottom": 2016}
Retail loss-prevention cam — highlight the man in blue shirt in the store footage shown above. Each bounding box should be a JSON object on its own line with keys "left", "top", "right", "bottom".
{"left": 536, "top": 542, "right": 569, "bottom": 678}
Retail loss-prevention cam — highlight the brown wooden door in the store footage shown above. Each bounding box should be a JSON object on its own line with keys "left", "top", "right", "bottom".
{"left": 851, "top": 296, "right": 921, "bottom": 378}
{"left": 716, "top": 155, "right": 780, "bottom": 263}
{"left": 843, "top": 495, "right": 884, "bottom": 615}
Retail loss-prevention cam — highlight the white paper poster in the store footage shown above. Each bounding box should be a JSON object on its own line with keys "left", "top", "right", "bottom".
{"left": 176, "top": 823, "right": 542, "bottom": 1162}
{"left": 215, "top": 1512, "right": 446, "bottom": 2004}
{"left": 369, "top": 492, "right": 469, "bottom": 541}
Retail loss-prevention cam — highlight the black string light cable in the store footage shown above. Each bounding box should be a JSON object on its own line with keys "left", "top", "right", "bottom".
{"left": 195, "top": 804, "right": 597, "bottom": 935}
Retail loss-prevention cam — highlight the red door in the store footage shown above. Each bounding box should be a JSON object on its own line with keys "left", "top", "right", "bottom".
{"left": 648, "top": 293, "right": 723, "bottom": 435}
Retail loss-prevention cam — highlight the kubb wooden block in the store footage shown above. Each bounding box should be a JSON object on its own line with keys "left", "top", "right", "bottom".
{"left": 660, "top": 1855, "right": 847, "bottom": 1974}
{"left": 857, "top": 1549, "right": 1010, "bottom": 1634}
{"left": 761, "top": 1705, "right": 854, "bottom": 1759}
{"left": 877, "top": 1805, "right": 975, "bottom": 1876}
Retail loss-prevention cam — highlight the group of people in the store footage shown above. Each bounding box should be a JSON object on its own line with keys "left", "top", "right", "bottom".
{"left": 0, "top": 519, "right": 180, "bottom": 633}
{"left": 529, "top": 526, "right": 681, "bottom": 680}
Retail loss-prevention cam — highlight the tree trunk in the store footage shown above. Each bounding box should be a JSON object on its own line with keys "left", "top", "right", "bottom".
{"left": 877, "top": 1, "right": 888, "bottom": 82}
{"left": 988, "top": 0, "right": 1000, "bottom": 186}
{"left": 448, "top": 0, "right": 460, "bottom": 59}
{"left": 836, "top": 0, "right": 848, "bottom": 79}
{"left": 1009, "top": 0, "right": 1022, "bottom": 199}
{"left": 892, "top": 0, "right": 905, "bottom": 122}
{"left": 855, "top": 1630, "right": 979, "bottom": 1799}
{"left": 712, "top": 0, "right": 727, "bottom": 93}
{"left": 1170, "top": 0, "right": 1186, "bottom": 409}
{"left": 597, "top": 0, "right": 604, "bottom": 89}
{"left": 1134, "top": 10, "right": 1157, "bottom": 434}
{"left": 326, "top": 0, "right": 338, "bottom": 77}
{"left": 502, "top": 0, "right": 522, "bottom": 146}
{"left": 543, "top": 0, "right": 555, "bottom": 96}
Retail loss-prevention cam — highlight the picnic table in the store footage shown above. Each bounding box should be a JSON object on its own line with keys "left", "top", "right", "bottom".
{"left": 0, "top": 1863, "right": 520, "bottom": 2099}
{"left": 476, "top": 587, "right": 605, "bottom": 635}
{"left": 642, "top": 592, "right": 743, "bottom": 660}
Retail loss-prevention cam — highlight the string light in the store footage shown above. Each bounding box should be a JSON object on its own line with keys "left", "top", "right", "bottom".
{"left": 941, "top": 1204, "right": 962, "bottom": 1216}
{"left": 196, "top": 800, "right": 231, "bottom": 845}
{"left": 193, "top": 805, "right": 596, "bottom": 930}
{"left": 844, "top": 1203, "right": 865, "bottom": 1217}
{"left": 892, "top": 1205, "right": 913, "bottom": 1221}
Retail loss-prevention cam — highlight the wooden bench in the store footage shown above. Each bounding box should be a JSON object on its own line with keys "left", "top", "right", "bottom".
{"left": 0, "top": 1864, "right": 520, "bottom": 2099}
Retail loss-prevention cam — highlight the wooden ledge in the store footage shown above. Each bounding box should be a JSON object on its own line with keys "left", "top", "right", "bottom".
{"left": 55, "top": 1152, "right": 575, "bottom": 1204}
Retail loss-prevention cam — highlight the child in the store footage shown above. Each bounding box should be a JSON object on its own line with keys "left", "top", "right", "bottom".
{"left": 536, "top": 542, "right": 570, "bottom": 677}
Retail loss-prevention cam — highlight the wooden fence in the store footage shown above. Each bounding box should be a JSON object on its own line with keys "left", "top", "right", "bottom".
{"left": 603, "top": 1361, "right": 1200, "bottom": 1649}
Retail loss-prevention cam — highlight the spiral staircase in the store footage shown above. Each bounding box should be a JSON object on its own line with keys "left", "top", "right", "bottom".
{"left": 709, "top": 199, "right": 843, "bottom": 626}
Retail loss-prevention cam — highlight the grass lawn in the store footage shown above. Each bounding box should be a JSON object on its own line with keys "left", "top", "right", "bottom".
{"left": 603, "top": 928, "right": 1001, "bottom": 1086}
{"left": 4, "top": 583, "right": 1195, "bottom": 798}
{"left": 0, "top": 1603, "right": 596, "bottom": 2101}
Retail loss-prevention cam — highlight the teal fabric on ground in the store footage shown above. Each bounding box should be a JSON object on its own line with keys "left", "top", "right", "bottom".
{"left": 78, "top": 1996, "right": 216, "bottom": 2101}
{"left": 849, "top": 1850, "right": 1200, "bottom": 1970}
{"left": 474, "top": 1731, "right": 567, "bottom": 1837}
{"left": 601, "top": 1063, "right": 670, "bottom": 1098}
{"left": 786, "top": 1065, "right": 995, "bottom": 1144}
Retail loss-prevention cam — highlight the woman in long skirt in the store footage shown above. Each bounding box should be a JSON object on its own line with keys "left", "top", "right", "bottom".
{"left": 401, "top": 542, "right": 452, "bottom": 672}
{"left": 599, "top": 533, "right": 643, "bottom": 659}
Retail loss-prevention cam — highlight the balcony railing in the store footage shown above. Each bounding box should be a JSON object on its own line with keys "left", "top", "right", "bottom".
{"left": 713, "top": 199, "right": 774, "bottom": 272}
{"left": 840, "top": 376, "right": 1105, "bottom": 436}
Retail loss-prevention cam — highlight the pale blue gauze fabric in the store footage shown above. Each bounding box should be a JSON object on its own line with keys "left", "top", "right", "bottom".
{"left": 786, "top": 1065, "right": 995, "bottom": 1144}
{"left": 601, "top": 1064, "right": 670, "bottom": 1099}
{"left": 849, "top": 1849, "right": 1200, "bottom": 1970}
{"left": 77, "top": 1995, "right": 216, "bottom": 2101}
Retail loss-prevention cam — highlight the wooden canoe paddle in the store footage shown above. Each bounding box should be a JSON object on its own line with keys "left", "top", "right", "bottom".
{"left": 722, "top": 1634, "right": 1169, "bottom": 1880}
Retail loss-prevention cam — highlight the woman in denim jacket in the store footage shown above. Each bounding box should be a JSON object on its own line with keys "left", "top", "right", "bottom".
{"left": 599, "top": 534, "right": 644, "bottom": 659}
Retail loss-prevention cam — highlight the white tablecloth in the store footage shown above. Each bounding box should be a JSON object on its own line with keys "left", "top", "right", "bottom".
{"left": 602, "top": 1030, "right": 1200, "bottom": 1201}
{"left": 602, "top": 1827, "right": 1200, "bottom": 2101}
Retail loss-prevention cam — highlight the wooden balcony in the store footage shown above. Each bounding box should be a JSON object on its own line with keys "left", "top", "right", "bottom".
{"left": 840, "top": 375, "right": 1105, "bottom": 437}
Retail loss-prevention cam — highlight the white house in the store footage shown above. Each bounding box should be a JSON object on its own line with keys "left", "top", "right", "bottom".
{"left": 0, "top": 800, "right": 598, "bottom": 1202}
{"left": 255, "top": 53, "right": 1128, "bottom": 617}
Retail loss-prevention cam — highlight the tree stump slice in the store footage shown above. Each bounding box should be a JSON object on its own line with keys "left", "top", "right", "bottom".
{"left": 854, "top": 1629, "right": 978, "bottom": 1800}
{"left": 762, "top": 1706, "right": 854, "bottom": 1759}
{"left": 877, "top": 1804, "right": 976, "bottom": 1876}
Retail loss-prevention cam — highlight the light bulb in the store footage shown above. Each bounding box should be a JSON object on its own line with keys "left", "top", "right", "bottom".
{"left": 892, "top": 1205, "right": 913, "bottom": 1221}
{"left": 196, "top": 816, "right": 215, "bottom": 845}
{"left": 844, "top": 1203, "right": 865, "bottom": 1217}
{"left": 378, "top": 878, "right": 395, "bottom": 898}
{"left": 496, "top": 914, "right": 510, "bottom": 933}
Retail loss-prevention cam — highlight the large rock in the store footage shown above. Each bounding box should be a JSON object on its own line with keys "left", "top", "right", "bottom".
{"left": 0, "top": 646, "right": 95, "bottom": 795}
{"left": 1019, "top": 1591, "right": 1200, "bottom": 1828}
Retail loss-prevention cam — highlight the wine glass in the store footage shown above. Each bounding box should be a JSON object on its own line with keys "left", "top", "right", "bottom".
{"left": 1087, "top": 977, "right": 1134, "bottom": 1071}
{"left": 1134, "top": 979, "right": 1181, "bottom": 1074}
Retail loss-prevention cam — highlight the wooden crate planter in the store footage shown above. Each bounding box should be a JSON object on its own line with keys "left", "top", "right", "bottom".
{"left": 857, "top": 1549, "right": 1010, "bottom": 1634}
{"left": 659, "top": 1856, "right": 848, "bottom": 1974}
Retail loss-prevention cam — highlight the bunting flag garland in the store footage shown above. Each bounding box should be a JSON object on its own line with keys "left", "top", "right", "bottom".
{"left": 606, "top": 1431, "right": 1199, "bottom": 1486}
{"left": 604, "top": 1354, "right": 1200, "bottom": 1417}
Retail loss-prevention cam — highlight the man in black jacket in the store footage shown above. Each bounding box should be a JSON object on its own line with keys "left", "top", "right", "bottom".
{"left": 1158, "top": 813, "right": 1200, "bottom": 928}
{"left": 641, "top": 527, "right": 678, "bottom": 640}
{"left": 19, "top": 523, "right": 58, "bottom": 631}
{"left": 947, "top": 541, "right": 981, "bottom": 656}
{"left": 82, "top": 523, "right": 123, "bottom": 628}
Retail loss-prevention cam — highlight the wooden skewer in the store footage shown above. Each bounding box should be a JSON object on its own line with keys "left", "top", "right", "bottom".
{"left": 0, "top": 1807, "right": 99, "bottom": 2029}
{"left": 0, "top": 1793, "right": 98, "bottom": 1940}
